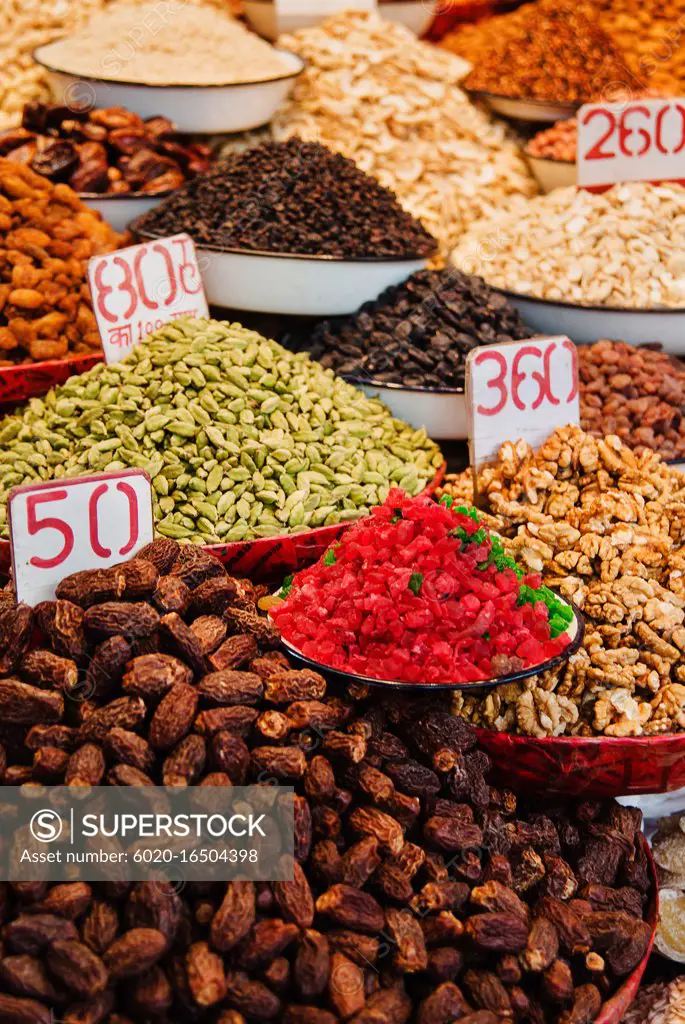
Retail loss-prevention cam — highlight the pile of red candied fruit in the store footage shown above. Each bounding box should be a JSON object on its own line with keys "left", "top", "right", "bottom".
{"left": 272, "top": 490, "right": 572, "bottom": 685}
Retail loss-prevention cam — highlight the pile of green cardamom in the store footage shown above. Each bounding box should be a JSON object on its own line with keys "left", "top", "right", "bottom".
{"left": 0, "top": 318, "right": 443, "bottom": 544}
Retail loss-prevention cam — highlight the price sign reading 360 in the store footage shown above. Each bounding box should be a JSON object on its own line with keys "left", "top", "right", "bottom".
{"left": 9, "top": 471, "right": 154, "bottom": 606}
{"left": 466, "top": 337, "right": 579, "bottom": 474}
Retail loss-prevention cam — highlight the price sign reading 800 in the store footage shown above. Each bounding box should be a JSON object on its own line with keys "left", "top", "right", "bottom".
{"left": 9, "top": 471, "right": 154, "bottom": 606}
{"left": 466, "top": 337, "right": 579, "bottom": 475}
{"left": 577, "top": 98, "right": 685, "bottom": 188}
{"left": 87, "top": 233, "right": 208, "bottom": 365}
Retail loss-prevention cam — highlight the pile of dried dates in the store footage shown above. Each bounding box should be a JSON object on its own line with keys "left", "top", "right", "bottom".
{"left": 0, "top": 104, "right": 213, "bottom": 195}
{"left": 0, "top": 540, "right": 655, "bottom": 1024}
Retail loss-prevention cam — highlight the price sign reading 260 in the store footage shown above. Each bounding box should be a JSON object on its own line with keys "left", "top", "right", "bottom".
{"left": 466, "top": 336, "right": 580, "bottom": 474}
{"left": 577, "top": 98, "right": 685, "bottom": 188}
{"left": 9, "top": 471, "right": 154, "bottom": 606}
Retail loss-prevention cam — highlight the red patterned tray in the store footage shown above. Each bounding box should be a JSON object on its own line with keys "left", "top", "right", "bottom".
{"left": 0, "top": 464, "right": 446, "bottom": 580}
{"left": 597, "top": 836, "right": 658, "bottom": 1024}
{"left": 476, "top": 728, "right": 685, "bottom": 797}
{"left": 0, "top": 354, "right": 103, "bottom": 406}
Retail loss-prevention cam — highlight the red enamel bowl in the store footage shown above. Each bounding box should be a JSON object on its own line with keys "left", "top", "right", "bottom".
{"left": 0, "top": 353, "right": 104, "bottom": 408}
{"left": 597, "top": 836, "right": 658, "bottom": 1024}
{"left": 0, "top": 465, "right": 446, "bottom": 581}
{"left": 476, "top": 728, "right": 685, "bottom": 797}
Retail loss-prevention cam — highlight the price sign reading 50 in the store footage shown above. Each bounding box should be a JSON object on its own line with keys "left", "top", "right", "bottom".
{"left": 88, "top": 233, "right": 208, "bottom": 365}
{"left": 577, "top": 98, "right": 685, "bottom": 188}
{"left": 9, "top": 470, "right": 154, "bottom": 606}
{"left": 466, "top": 337, "right": 579, "bottom": 478}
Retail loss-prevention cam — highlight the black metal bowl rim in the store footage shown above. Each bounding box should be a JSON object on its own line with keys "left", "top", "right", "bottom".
{"left": 32, "top": 46, "right": 306, "bottom": 89}
{"left": 79, "top": 189, "right": 175, "bottom": 200}
{"left": 495, "top": 286, "right": 685, "bottom": 315}
{"left": 346, "top": 374, "right": 465, "bottom": 396}
{"left": 131, "top": 219, "right": 439, "bottom": 264}
{"left": 523, "top": 150, "right": 575, "bottom": 166}
{"left": 278, "top": 596, "right": 584, "bottom": 693}
{"left": 467, "top": 88, "right": 583, "bottom": 112}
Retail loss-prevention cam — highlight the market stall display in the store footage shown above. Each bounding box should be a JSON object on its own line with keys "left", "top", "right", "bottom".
{"left": 272, "top": 489, "right": 579, "bottom": 687}
{"left": 268, "top": 9, "right": 537, "bottom": 253}
{"left": 622, "top": 977, "right": 685, "bottom": 1024}
{"left": 451, "top": 183, "right": 685, "bottom": 348}
{"left": 579, "top": 341, "right": 685, "bottom": 461}
{"left": 134, "top": 139, "right": 437, "bottom": 315}
{"left": 0, "top": 103, "right": 213, "bottom": 232}
{"left": 592, "top": 0, "right": 685, "bottom": 93}
{"left": 307, "top": 268, "right": 530, "bottom": 438}
{"left": 0, "top": 537, "right": 658, "bottom": 1024}
{"left": 0, "top": 157, "right": 120, "bottom": 369}
{"left": 34, "top": 2, "right": 304, "bottom": 133}
{"left": 442, "top": 0, "right": 644, "bottom": 119}
{"left": 525, "top": 119, "right": 577, "bottom": 192}
{"left": 0, "top": 316, "right": 442, "bottom": 547}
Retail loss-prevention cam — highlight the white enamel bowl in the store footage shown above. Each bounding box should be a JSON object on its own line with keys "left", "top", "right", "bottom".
{"left": 81, "top": 192, "right": 169, "bottom": 233}
{"left": 131, "top": 220, "right": 433, "bottom": 316}
{"left": 243, "top": 1, "right": 434, "bottom": 40}
{"left": 525, "top": 153, "right": 576, "bottom": 193}
{"left": 33, "top": 47, "right": 305, "bottom": 134}
{"left": 499, "top": 289, "right": 685, "bottom": 353}
{"left": 469, "top": 90, "right": 580, "bottom": 123}
{"left": 356, "top": 380, "right": 467, "bottom": 440}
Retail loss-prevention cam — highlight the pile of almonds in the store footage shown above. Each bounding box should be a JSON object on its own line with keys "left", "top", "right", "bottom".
{"left": 579, "top": 340, "right": 685, "bottom": 460}
{"left": 0, "top": 540, "right": 654, "bottom": 1023}
{"left": 0, "top": 158, "right": 121, "bottom": 364}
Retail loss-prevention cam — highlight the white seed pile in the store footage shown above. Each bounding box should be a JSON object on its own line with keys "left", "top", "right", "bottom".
{"left": 451, "top": 182, "right": 685, "bottom": 309}
{"left": 270, "top": 9, "right": 537, "bottom": 253}
{"left": 36, "top": 1, "right": 288, "bottom": 86}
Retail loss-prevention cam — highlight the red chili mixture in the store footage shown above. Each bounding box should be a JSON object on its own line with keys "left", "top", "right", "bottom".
{"left": 272, "top": 491, "right": 573, "bottom": 685}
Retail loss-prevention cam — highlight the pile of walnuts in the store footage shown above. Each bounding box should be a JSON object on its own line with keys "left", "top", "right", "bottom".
{"left": 439, "top": 426, "right": 685, "bottom": 737}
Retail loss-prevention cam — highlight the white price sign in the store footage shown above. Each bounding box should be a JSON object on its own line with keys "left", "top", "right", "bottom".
{"left": 275, "top": 0, "right": 375, "bottom": 33}
{"left": 466, "top": 337, "right": 579, "bottom": 483}
{"left": 577, "top": 98, "right": 685, "bottom": 188}
{"left": 88, "top": 233, "right": 208, "bottom": 365}
{"left": 9, "top": 470, "right": 154, "bottom": 606}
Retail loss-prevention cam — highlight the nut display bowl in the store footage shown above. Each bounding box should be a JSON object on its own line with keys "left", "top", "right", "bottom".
{"left": 476, "top": 729, "right": 685, "bottom": 797}
{"left": 0, "top": 465, "right": 447, "bottom": 581}
{"left": 467, "top": 89, "right": 580, "bottom": 123}
{"left": 131, "top": 220, "right": 436, "bottom": 316}
{"left": 499, "top": 288, "right": 685, "bottom": 352}
{"left": 0, "top": 353, "right": 103, "bottom": 407}
{"left": 277, "top": 594, "right": 584, "bottom": 693}
{"left": 33, "top": 47, "right": 305, "bottom": 134}
{"left": 81, "top": 191, "right": 171, "bottom": 233}
{"left": 243, "top": 0, "right": 435, "bottom": 39}
{"left": 354, "top": 379, "right": 467, "bottom": 440}
{"left": 524, "top": 152, "right": 576, "bottom": 193}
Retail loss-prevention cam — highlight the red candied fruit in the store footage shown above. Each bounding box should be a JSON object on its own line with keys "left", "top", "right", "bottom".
{"left": 272, "top": 490, "right": 571, "bottom": 685}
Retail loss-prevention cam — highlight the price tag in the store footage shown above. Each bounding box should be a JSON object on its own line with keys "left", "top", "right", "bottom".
{"left": 87, "top": 233, "right": 208, "bottom": 365}
{"left": 466, "top": 337, "right": 579, "bottom": 489}
{"left": 275, "top": 0, "right": 375, "bottom": 33}
{"left": 9, "top": 470, "right": 154, "bottom": 606}
{"left": 577, "top": 98, "right": 685, "bottom": 188}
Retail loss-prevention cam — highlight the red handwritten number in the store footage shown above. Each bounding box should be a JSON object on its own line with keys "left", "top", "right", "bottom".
{"left": 674, "top": 104, "right": 685, "bottom": 154}
{"left": 89, "top": 484, "right": 112, "bottom": 559}
{"left": 511, "top": 345, "right": 543, "bottom": 411}
{"left": 117, "top": 482, "right": 139, "bottom": 556}
{"left": 133, "top": 247, "right": 159, "bottom": 311}
{"left": 475, "top": 350, "right": 508, "bottom": 416}
{"left": 26, "top": 492, "right": 74, "bottom": 569}
{"left": 173, "top": 237, "right": 203, "bottom": 296}
{"left": 618, "top": 105, "right": 651, "bottom": 157}
{"left": 583, "top": 108, "right": 617, "bottom": 160}
{"left": 563, "top": 339, "right": 579, "bottom": 402}
{"left": 93, "top": 260, "right": 116, "bottom": 324}
{"left": 152, "top": 243, "right": 178, "bottom": 307}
